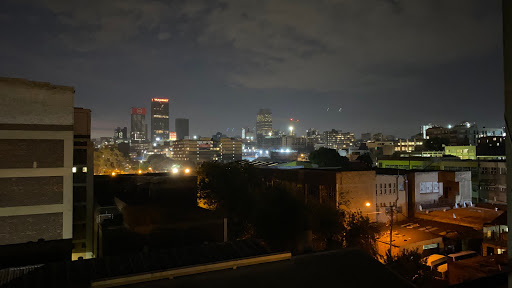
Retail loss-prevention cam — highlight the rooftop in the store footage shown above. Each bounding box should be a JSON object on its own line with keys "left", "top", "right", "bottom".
{"left": 415, "top": 207, "right": 503, "bottom": 230}
{"left": 0, "top": 77, "right": 74, "bottom": 92}
{"left": 377, "top": 218, "right": 480, "bottom": 249}
{"left": 123, "top": 249, "right": 414, "bottom": 288}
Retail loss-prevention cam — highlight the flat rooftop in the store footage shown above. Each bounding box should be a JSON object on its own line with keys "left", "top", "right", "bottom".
{"left": 377, "top": 218, "right": 480, "bottom": 248}
{"left": 416, "top": 207, "right": 503, "bottom": 229}
{"left": 124, "top": 249, "right": 414, "bottom": 288}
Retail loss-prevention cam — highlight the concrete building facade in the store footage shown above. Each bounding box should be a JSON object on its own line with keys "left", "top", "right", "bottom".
{"left": 218, "top": 138, "right": 242, "bottom": 162}
{"left": 0, "top": 78, "right": 74, "bottom": 252}
{"left": 171, "top": 138, "right": 218, "bottom": 163}
{"left": 72, "top": 108, "right": 94, "bottom": 259}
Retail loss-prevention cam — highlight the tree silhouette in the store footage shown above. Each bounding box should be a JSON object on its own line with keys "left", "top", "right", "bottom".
{"left": 309, "top": 147, "right": 349, "bottom": 168}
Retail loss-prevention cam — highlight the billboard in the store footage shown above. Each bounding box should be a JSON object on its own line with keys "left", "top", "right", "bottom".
{"left": 169, "top": 131, "right": 177, "bottom": 141}
{"left": 131, "top": 107, "right": 146, "bottom": 115}
{"left": 151, "top": 98, "right": 169, "bottom": 102}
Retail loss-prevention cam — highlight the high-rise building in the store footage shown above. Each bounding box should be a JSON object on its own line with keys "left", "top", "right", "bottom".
{"left": 72, "top": 107, "right": 94, "bottom": 260}
{"left": 175, "top": 118, "right": 189, "bottom": 140}
{"left": 323, "top": 129, "right": 355, "bottom": 150}
{"left": 114, "top": 127, "right": 128, "bottom": 143}
{"left": 171, "top": 138, "right": 218, "bottom": 163}
{"left": 151, "top": 98, "right": 169, "bottom": 142}
{"left": 218, "top": 138, "right": 243, "bottom": 162}
{"left": 256, "top": 109, "right": 272, "bottom": 136}
{"left": 420, "top": 124, "right": 433, "bottom": 139}
{"left": 0, "top": 77, "right": 74, "bottom": 262}
{"left": 130, "top": 107, "right": 147, "bottom": 141}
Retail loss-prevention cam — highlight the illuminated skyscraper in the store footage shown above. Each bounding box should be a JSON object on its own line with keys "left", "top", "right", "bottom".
{"left": 151, "top": 98, "right": 169, "bottom": 142}
{"left": 256, "top": 109, "right": 272, "bottom": 136}
{"left": 130, "top": 107, "right": 147, "bottom": 141}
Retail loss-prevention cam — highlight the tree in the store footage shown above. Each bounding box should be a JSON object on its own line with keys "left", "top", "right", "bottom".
{"left": 423, "top": 137, "right": 449, "bottom": 151}
{"left": 251, "top": 185, "right": 308, "bottom": 251}
{"left": 344, "top": 211, "right": 379, "bottom": 257}
{"left": 308, "top": 201, "right": 345, "bottom": 249}
{"left": 197, "top": 162, "right": 258, "bottom": 239}
{"left": 94, "top": 145, "right": 130, "bottom": 174}
{"left": 146, "top": 154, "right": 173, "bottom": 172}
{"left": 356, "top": 153, "right": 373, "bottom": 169}
{"left": 309, "top": 148, "right": 349, "bottom": 168}
{"left": 384, "top": 249, "right": 435, "bottom": 287}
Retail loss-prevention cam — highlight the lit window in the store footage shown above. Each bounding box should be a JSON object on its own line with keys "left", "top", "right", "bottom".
{"left": 72, "top": 167, "right": 77, "bottom": 173}
{"left": 82, "top": 167, "right": 87, "bottom": 173}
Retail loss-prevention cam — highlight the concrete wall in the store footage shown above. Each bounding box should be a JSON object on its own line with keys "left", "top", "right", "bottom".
{"left": 413, "top": 172, "right": 441, "bottom": 205}
{"left": 0, "top": 78, "right": 74, "bottom": 247}
{"left": 336, "top": 171, "right": 376, "bottom": 221}
{"left": 375, "top": 174, "right": 408, "bottom": 223}
{"left": 0, "top": 78, "right": 74, "bottom": 125}
{"left": 455, "top": 171, "right": 472, "bottom": 204}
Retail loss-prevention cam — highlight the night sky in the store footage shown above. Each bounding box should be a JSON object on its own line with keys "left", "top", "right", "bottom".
{"left": 0, "top": 0, "right": 505, "bottom": 139}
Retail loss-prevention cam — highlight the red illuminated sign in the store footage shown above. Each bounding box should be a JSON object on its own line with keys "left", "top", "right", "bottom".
{"left": 169, "top": 132, "right": 177, "bottom": 141}
{"left": 131, "top": 107, "right": 146, "bottom": 115}
{"left": 152, "top": 98, "right": 169, "bottom": 102}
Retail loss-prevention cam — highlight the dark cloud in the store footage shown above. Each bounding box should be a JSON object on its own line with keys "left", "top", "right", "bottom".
{"left": 0, "top": 0, "right": 504, "bottom": 138}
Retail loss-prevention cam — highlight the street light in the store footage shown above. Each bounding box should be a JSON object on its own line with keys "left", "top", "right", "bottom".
{"left": 365, "top": 202, "right": 371, "bottom": 207}
{"left": 184, "top": 168, "right": 190, "bottom": 174}
{"left": 172, "top": 167, "right": 179, "bottom": 174}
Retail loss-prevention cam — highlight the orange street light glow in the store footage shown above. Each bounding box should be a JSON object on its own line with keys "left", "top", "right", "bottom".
{"left": 138, "top": 170, "right": 142, "bottom": 174}
{"left": 111, "top": 172, "right": 116, "bottom": 176}
{"left": 185, "top": 168, "right": 190, "bottom": 174}
{"left": 365, "top": 202, "right": 371, "bottom": 207}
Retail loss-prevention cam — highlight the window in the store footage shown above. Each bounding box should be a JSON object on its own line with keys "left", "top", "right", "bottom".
{"left": 72, "top": 167, "right": 77, "bottom": 173}
{"left": 82, "top": 167, "right": 87, "bottom": 173}
{"left": 481, "top": 167, "right": 488, "bottom": 174}
{"left": 491, "top": 167, "right": 497, "bottom": 175}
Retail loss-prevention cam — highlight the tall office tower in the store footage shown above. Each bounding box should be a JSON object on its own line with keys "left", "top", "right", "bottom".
{"left": 256, "top": 109, "right": 272, "bottom": 136}
{"left": 175, "top": 118, "right": 189, "bottom": 140}
{"left": 72, "top": 107, "right": 94, "bottom": 260}
{"left": 151, "top": 98, "right": 169, "bottom": 142}
{"left": 0, "top": 77, "right": 74, "bottom": 263}
{"left": 130, "top": 107, "right": 147, "bottom": 141}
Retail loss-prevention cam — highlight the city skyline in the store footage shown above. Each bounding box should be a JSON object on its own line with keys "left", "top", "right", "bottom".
{"left": 0, "top": 0, "right": 505, "bottom": 139}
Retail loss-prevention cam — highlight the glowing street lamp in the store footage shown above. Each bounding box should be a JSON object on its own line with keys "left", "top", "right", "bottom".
{"left": 184, "top": 168, "right": 191, "bottom": 174}
{"left": 172, "top": 167, "right": 179, "bottom": 174}
{"left": 365, "top": 202, "right": 371, "bottom": 207}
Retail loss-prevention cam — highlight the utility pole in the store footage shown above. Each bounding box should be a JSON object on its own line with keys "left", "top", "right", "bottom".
{"left": 389, "top": 172, "right": 401, "bottom": 256}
